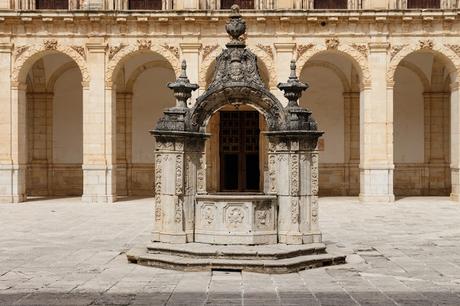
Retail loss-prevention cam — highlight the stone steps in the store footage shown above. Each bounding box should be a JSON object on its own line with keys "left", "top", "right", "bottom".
{"left": 127, "top": 243, "right": 346, "bottom": 273}
{"left": 146, "top": 242, "right": 327, "bottom": 259}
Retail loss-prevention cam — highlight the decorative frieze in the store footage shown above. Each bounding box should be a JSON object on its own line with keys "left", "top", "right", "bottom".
{"left": 175, "top": 154, "right": 183, "bottom": 195}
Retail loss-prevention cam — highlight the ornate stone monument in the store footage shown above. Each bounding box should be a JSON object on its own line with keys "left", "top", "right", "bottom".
{"left": 127, "top": 5, "right": 345, "bottom": 273}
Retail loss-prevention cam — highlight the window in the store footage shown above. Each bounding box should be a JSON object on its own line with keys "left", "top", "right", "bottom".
{"left": 221, "top": 0, "right": 254, "bottom": 9}
{"left": 129, "top": 0, "right": 162, "bottom": 10}
{"left": 407, "top": 0, "right": 440, "bottom": 9}
{"left": 35, "top": 0, "right": 68, "bottom": 9}
{"left": 313, "top": 0, "right": 347, "bottom": 9}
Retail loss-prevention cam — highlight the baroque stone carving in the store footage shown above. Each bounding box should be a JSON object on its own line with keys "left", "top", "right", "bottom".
{"left": 290, "top": 154, "right": 299, "bottom": 195}
{"left": 161, "top": 44, "right": 180, "bottom": 59}
{"left": 291, "top": 198, "right": 299, "bottom": 224}
{"left": 13, "top": 45, "right": 29, "bottom": 60}
{"left": 137, "top": 39, "right": 152, "bottom": 50}
{"left": 325, "top": 38, "right": 339, "bottom": 50}
{"left": 108, "top": 44, "right": 126, "bottom": 60}
{"left": 202, "top": 44, "right": 219, "bottom": 61}
{"left": 202, "top": 205, "right": 215, "bottom": 225}
{"left": 256, "top": 44, "right": 274, "bottom": 59}
{"left": 154, "top": 154, "right": 162, "bottom": 222}
{"left": 71, "top": 46, "right": 86, "bottom": 59}
{"left": 226, "top": 206, "right": 244, "bottom": 227}
{"left": 296, "top": 44, "right": 314, "bottom": 58}
{"left": 268, "top": 154, "right": 276, "bottom": 193}
{"left": 390, "top": 44, "right": 407, "bottom": 60}
{"left": 311, "top": 153, "right": 319, "bottom": 195}
{"left": 351, "top": 43, "right": 368, "bottom": 58}
{"left": 419, "top": 39, "right": 434, "bottom": 50}
{"left": 174, "top": 198, "right": 182, "bottom": 223}
{"left": 446, "top": 44, "right": 460, "bottom": 57}
{"left": 175, "top": 154, "right": 183, "bottom": 194}
{"left": 44, "top": 39, "right": 58, "bottom": 50}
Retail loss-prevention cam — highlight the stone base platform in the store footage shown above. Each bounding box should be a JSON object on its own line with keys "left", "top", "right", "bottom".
{"left": 126, "top": 243, "right": 346, "bottom": 273}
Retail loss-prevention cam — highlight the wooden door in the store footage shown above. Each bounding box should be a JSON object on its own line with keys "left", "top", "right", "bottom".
{"left": 220, "top": 111, "right": 260, "bottom": 192}
{"left": 407, "top": 0, "right": 440, "bottom": 8}
{"left": 36, "top": 0, "right": 68, "bottom": 9}
{"left": 313, "top": 0, "right": 347, "bottom": 9}
{"left": 129, "top": 0, "right": 162, "bottom": 10}
{"left": 221, "top": 0, "right": 254, "bottom": 9}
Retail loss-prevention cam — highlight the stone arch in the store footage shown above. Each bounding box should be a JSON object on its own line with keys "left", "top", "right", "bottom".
{"left": 125, "top": 60, "right": 176, "bottom": 92}
{"left": 295, "top": 42, "right": 371, "bottom": 88}
{"left": 398, "top": 60, "right": 431, "bottom": 91}
{"left": 12, "top": 41, "right": 89, "bottom": 86}
{"left": 189, "top": 86, "right": 286, "bottom": 132}
{"left": 46, "top": 62, "right": 79, "bottom": 92}
{"left": 387, "top": 41, "right": 460, "bottom": 85}
{"left": 199, "top": 45, "right": 277, "bottom": 89}
{"left": 106, "top": 43, "right": 181, "bottom": 88}
{"left": 301, "top": 60, "right": 351, "bottom": 92}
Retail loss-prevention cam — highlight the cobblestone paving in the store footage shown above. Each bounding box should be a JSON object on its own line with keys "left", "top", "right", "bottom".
{"left": 1, "top": 197, "right": 460, "bottom": 305}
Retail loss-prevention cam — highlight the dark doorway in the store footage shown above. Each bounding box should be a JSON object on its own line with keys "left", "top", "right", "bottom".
{"left": 220, "top": 111, "right": 260, "bottom": 192}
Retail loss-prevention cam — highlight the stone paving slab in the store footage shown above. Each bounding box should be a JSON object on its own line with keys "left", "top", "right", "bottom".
{"left": 1, "top": 197, "right": 460, "bottom": 305}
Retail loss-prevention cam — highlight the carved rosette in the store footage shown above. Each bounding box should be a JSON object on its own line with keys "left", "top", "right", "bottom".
{"left": 202, "top": 205, "right": 215, "bottom": 225}
{"left": 175, "top": 154, "right": 183, "bottom": 195}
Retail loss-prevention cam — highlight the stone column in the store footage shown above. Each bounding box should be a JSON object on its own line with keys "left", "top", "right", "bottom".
{"left": 82, "top": 41, "right": 117, "bottom": 203}
{"left": 0, "top": 43, "right": 26, "bottom": 203}
{"left": 152, "top": 133, "right": 207, "bottom": 243}
{"left": 274, "top": 43, "right": 296, "bottom": 106}
{"left": 267, "top": 134, "right": 321, "bottom": 244}
{"left": 344, "top": 92, "right": 360, "bottom": 195}
{"left": 359, "top": 42, "right": 395, "bottom": 203}
{"left": 180, "top": 43, "right": 201, "bottom": 106}
{"left": 450, "top": 82, "right": 460, "bottom": 201}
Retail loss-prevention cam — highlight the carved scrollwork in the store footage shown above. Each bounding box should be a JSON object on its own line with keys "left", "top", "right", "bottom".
{"left": 291, "top": 198, "right": 299, "bottom": 224}
{"left": 202, "top": 44, "right": 219, "bottom": 61}
{"left": 226, "top": 207, "right": 245, "bottom": 227}
{"left": 71, "top": 46, "right": 86, "bottom": 59}
{"left": 154, "top": 154, "right": 162, "bottom": 222}
{"left": 390, "top": 44, "right": 407, "bottom": 60}
{"left": 108, "top": 44, "right": 126, "bottom": 60}
{"left": 13, "top": 45, "right": 29, "bottom": 60}
{"left": 161, "top": 44, "right": 180, "bottom": 59}
{"left": 174, "top": 198, "right": 182, "bottom": 223}
{"left": 325, "top": 38, "right": 339, "bottom": 50}
{"left": 351, "top": 43, "right": 368, "bottom": 59}
{"left": 256, "top": 44, "right": 274, "bottom": 60}
{"left": 290, "top": 154, "right": 299, "bottom": 195}
{"left": 175, "top": 154, "right": 183, "bottom": 194}
{"left": 311, "top": 153, "right": 319, "bottom": 195}
{"left": 44, "top": 39, "right": 58, "bottom": 50}
{"left": 137, "top": 39, "right": 152, "bottom": 50}
{"left": 296, "top": 44, "right": 314, "bottom": 59}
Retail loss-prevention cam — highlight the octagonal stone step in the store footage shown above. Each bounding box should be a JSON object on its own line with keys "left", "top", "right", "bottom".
{"left": 126, "top": 243, "right": 346, "bottom": 274}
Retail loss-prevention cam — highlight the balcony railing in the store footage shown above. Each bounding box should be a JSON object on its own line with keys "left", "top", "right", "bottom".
{"left": 221, "top": 0, "right": 254, "bottom": 9}
{"left": 313, "top": 0, "right": 348, "bottom": 9}
{"left": 407, "top": 0, "right": 440, "bottom": 9}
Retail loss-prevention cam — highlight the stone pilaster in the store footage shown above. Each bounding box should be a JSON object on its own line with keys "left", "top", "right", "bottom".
{"left": 82, "top": 41, "right": 117, "bottom": 203}
{"left": 267, "top": 134, "right": 321, "bottom": 244}
{"left": 450, "top": 82, "right": 460, "bottom": 201}
{"left": 274, "top": 43, "right": 296, "bottom": 106}
{"left": 152, "top": 134, "right": 206, "bottom": 243}
{"left": 0, "top": 43, "right": 26, "bottom": 203}
{"left": 359, "top": 42, "right": 395, "bottom": 203}
{"left": 180, "top": 43, "right": 201, "bottom": 105}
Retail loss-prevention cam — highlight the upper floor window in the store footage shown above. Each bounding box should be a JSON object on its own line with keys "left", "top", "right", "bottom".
{"left": 221, "top": 0, "right": 254, "bottom": 9}
{"left": 313, "top": 0, "right": 347, "bottom": 9}
{"left": 129, "top": 0, "right": 162, "bottom": 9}
{"left": 35, "top": 0, "right": 68, "bottom": 9}
{"left": 407, "top": 0, "right": 440, "bottom": 8}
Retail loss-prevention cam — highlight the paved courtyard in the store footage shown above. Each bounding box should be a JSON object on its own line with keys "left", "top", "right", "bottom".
{"left": 1, "top": 197, "right": 460, "bottom": 305}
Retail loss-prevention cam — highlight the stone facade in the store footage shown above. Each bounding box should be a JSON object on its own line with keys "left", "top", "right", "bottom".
{"left": 0, "top": 1, "right": 459, "bottom": 203}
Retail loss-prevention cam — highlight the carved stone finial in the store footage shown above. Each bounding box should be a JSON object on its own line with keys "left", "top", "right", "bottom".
{"left": 225, "top": 4, "right": 246, "bottom": 47}
{"left": 277, "top": 60, "right": 308, "bottom": 108}
{"left": 167, "top": 59, "right": 199, "bottom": 109}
